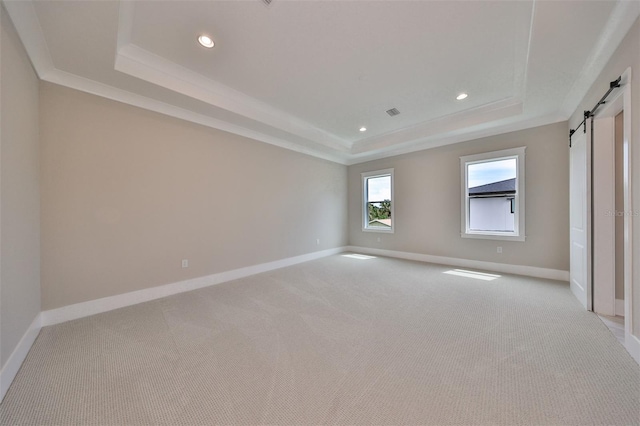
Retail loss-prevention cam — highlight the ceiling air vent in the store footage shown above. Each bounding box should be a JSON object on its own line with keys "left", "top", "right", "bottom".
{"left": 262, "top": 0, "right": 273, "bottom": 6}
{"left": 386, "top": 108, "right": 400, "bottom": 117}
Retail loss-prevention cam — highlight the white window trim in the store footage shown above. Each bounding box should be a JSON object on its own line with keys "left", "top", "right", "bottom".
{"left": 460, "top": 147, "right": 526, "bottom": 241}
{"left": 362, "top": 168, "right": 394, "bottom": 233}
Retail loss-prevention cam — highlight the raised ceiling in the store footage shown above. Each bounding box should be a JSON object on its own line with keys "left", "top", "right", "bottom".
{"left": 4, "top": 0, "right": 639, "bottom": 164}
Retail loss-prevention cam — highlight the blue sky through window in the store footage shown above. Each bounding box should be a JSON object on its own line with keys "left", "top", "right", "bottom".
{"left": 367, "top": 175, "right": 391, "bottom": 201}
{"left": 468, "top": 158, "right": 516, "bottom": 188}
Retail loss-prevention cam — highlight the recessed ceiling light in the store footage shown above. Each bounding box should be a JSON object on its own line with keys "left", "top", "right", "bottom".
{"left": 197, "top": 34, "right": 215, "bottom": 48}
{"left": 359, "top": 127, "right": 367, "bottom": 132}
{"left": 456, "top": 93, "right": 468, "bottom": 100}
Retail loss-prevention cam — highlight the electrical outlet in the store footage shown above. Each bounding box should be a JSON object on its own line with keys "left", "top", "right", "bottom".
{"left": 316, "top": 238, "right": 320, "bottom": 245}
{"left": 377, "top": 237, "right": 381, "bottom": 243}
{"left": 182, "top": 259, "right": 189, "bottom": 268}
{"left": 497, "top": 247, "right": 502, "bottom": 254}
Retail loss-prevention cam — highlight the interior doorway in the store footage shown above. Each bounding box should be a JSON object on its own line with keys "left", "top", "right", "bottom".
{"left": 596, "top": 111, "right": 626, "bottom": 345}
{"left": 590, "top": 67, "right": 633, "bottom": 357}
{"left": 614, "top": 111, "right": 625, "bottom": 317}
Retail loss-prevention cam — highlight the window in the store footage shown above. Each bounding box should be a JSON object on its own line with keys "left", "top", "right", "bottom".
{"left": 362, "top": 169, "right": 394, "bottom": 232}
{"left": 460, "top": 147, "right": 525, "bottom": 241}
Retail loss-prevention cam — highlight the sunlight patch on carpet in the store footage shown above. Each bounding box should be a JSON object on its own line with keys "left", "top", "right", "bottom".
{"left": 342, "top": 253, "right": 376, "bottom": 260}
{"left": 443, "top": 269, "right": 501, "bottom": 281}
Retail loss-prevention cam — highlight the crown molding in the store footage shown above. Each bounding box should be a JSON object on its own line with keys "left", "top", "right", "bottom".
{"left": 45, "top": 68, "right": 351, "bottom": 165}
{"left": 3, "top": 0, "right": 636, "bottom": 166}
{"left": 345, "top": 113, "right": 566, "bottom": 165}
{"left": 559, "top": 0, "right": 640, "bottom": 118}
{"left": 351, "top": 1, "right": 534, "bottom": 155}
{"left": 114, "top": 44, "right": 351, "bottom": 154}
{"left": 2, "top": 0, "right": 54, "bottom": 78}
{"left": 351, "top": 97, "right": 524, "bottom": 155}
{"left": 115, "top": 1, "right": 350, "bottom": 153}
{"left": 2, "top": 0, "right": 350, "bottom": 164}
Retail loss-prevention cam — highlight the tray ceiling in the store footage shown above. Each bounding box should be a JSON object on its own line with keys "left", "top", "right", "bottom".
{"left": 4, "top": 0, "right": 639, "bottom": 164}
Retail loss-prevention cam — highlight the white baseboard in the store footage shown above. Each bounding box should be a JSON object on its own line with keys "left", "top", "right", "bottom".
{"left": 346, "top": 246, "right": 570, "bottom": 282}
{"left": 625, "top": 332, "right": 640, "bottom": 365}
{"left": 1, "top": 314, "right": 41, "bottom": 403}
{"left": 0, "top": 245, "right": 569, "bottom": 400}
{"left": 0, "top": 245, "right": 616, "bottom": 405}
{"left": 41, "top": 247, "right": 346, "bottom": 327}
{"left": 616, "top": 298, "right": 625, "bottom": 316}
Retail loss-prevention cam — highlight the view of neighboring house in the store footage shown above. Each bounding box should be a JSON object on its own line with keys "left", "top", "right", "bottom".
{"left": 368, "top": 218, "right": 392, "bottom": 229}
{"left": 469, "top": 178, "right": 516, "bottom": 232}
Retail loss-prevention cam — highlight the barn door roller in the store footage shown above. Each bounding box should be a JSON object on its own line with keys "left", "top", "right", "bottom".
{"left": 569, "top": 76, "right": 621, "bottom": 147}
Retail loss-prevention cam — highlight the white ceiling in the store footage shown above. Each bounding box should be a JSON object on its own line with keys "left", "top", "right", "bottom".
{"left": 4, "top": 0, "right": 639, "bottom": 164}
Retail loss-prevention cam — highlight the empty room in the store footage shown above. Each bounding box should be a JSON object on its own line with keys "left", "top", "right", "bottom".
{"left": 1, "top": 1, "right": 640, "bottom": 425}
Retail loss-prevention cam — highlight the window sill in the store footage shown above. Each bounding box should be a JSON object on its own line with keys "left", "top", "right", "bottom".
{"left": 461, "top": 232, "right": 525, "bottom": 242}
{"left": 363, "top": 227, "right": 394, "bottom": 234}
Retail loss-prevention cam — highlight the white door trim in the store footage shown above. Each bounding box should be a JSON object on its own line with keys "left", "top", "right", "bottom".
{"left": 592, "top": 67, "right": 634, "bottom": 359}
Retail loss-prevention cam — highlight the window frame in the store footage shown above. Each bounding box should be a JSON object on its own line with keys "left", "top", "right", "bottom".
{"left": 362, "top": 168, "right": 395, "bottom": 233}
{"left": 460, "top": 147, "right": 526, "bottom": 241}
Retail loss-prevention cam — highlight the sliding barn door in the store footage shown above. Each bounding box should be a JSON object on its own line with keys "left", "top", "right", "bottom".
{"left": 570, "top": 129, "right": 592, "bottom": 310}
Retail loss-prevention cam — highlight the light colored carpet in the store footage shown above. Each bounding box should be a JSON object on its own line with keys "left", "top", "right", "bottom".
{"left": 1, "top": 254, "right": 639, "bottom": 425}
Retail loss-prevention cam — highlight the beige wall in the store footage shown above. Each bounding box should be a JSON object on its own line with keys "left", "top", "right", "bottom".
{"left": 348, "top": 122, "right": 570, "bottom": 272}
{"left": 570, "top": 17, "right": 640, "bottom": 335}
{"left": 40, "top": 83, "right": 348, "bottom": 310}
{"left": 0, "top": 7, "right": 41, "bottom": 367}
